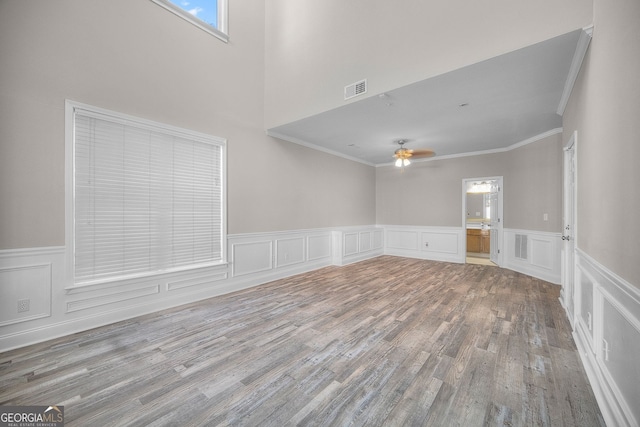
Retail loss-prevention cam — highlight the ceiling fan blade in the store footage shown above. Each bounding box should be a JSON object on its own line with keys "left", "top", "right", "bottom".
{"left": 409, "top": 149, "right": 435, "bottom": 158}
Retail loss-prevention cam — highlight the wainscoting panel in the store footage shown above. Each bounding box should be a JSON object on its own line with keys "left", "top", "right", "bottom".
{"left": 332, "top": 227, "right": 384, "bottom": 266}
{"left": 386, "top": 229, "right": 419, "bottom": 251}
{"left": 276, "top": 237, "right": 306, "bottom": 268}
{"left": 343, "top": 233, "right": 359, "bottom": 257}
{"left": 420, "top": 231, "right": 459, "bottom": 256}
{"left": 530, "top": 236, "right": 553, "bottom": 269}
{"left": 308, "top": 234, "right": 332, "bottom": 261}
{"left": 231, "top": 240, "right": 273, "bottom": 277}
{"left": 67, "top": 284, "right": 160, "bottom": 313}
{"left": 503, "top": 229, "right": 561, "bottom": 284}
{"left": 359, "top": 231, "right": 371, "bottom": 252}
{"left": 0, "top": 228, "right": 344, "bottom": 352}
{"left": 573, "top": 250, "right": 640, "bottom": 427}
{"left": 383, "top": 226, "right": 465, "bottom": 264}
{"left": 0, "top": 263, "right": 52, "bottom": 326}
{"left": 167, "top": 271, "right": 228, "bottom": 292}
{"left": 372, "top": 229, "right": 383, "bottom": 249}
{"left": 576, "top": 268, "right": 595, "bottom": 351}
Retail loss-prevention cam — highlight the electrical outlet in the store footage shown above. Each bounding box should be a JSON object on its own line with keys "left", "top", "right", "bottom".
{"left": 17, "top": 298, "right": 30, "bottom": 313}
{"left": 543, "top": 213, "right": 548, "bottom": 221}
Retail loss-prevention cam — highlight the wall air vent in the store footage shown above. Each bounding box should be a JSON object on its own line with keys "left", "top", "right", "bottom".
{"left": 515, "top": 234, "right": 528, "bottom": 260}
{"left": 344, "top": 79, "right": 367, "bottom": 100}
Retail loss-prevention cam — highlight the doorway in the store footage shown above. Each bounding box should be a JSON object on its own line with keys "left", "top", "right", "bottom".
{"left": 462, "top": 177, "right": 503, "bottom": 266}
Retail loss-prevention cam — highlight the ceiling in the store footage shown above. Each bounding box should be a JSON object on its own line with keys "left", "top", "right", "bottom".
{"left": 267, "top": 30, "right": 584, "bottom": 166}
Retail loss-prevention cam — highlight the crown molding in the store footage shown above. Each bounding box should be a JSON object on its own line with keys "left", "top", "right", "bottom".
{"left": 266, "top": 130, "right": 376, "bottom": 167}
{"left": 557, "top": 25, "right": 594, "bottom": 115}
{"left": 376, "top": 128, "right": 563, "bottom": 167}
{"left": 270, "top": 127, "right": 563, "bottom": 169}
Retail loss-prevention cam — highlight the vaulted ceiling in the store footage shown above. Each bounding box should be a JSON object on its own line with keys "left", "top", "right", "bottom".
{"left": 267, "top": 30, "right": 585, "bottom": 166}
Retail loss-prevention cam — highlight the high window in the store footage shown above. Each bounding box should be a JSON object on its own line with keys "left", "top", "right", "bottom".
{"left": 66, "top": 101, "right": 226, "bottom": 286}
{"left": 151, "top": 0, "right": 228, "bottom": 42}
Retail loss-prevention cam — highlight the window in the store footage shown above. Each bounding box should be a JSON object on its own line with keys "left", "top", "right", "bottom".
{"left": 151, "top": 0, "right": 228, "bottom": 42}
{"left": 66, "top": 101, "right": 226, "bottom": 286}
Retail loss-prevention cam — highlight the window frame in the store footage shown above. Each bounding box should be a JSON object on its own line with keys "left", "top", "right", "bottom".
{"left": 150, "top": 0, "right": 228, "bottom": 42}
{"left": 65, "top": 100, "right": 227, "bottom": 288}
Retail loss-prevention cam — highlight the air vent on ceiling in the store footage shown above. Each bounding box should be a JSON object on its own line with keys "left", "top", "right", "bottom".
{"left": 344, "top": 79, "right": 367, "bottom": 100}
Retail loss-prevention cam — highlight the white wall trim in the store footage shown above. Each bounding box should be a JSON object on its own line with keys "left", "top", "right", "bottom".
{"left": 502, "top": 228, "right": 562, "bottom": 284}
{"left": 0, "top": 226, "right": 578, "bottom": 355}
{"left": 381, "top": 225, "right": 466, "bottom": 264}
{"left": 0, "top": 246, "right": 66, "bottom": 259}
{"left": 572, "top": 249, "right": 640, "bottom": 427}
{"left": 331, "top": 227, "right": 384, "bottom": 266}
{"left": 380, "top": 225, "right": 562, "bottom": 284}
{"left": 0, "top": 227, "right": 384, "bottom": 352}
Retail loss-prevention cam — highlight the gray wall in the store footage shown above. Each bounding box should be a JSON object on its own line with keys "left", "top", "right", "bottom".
{"left": 563, "top": 0, "right": 640, "bottom": 287}
{"left": 0, "top": 0, "right": 376, "bottom": 250}
{"left": 376, "top": 133, "right": 563, "bottom": 232}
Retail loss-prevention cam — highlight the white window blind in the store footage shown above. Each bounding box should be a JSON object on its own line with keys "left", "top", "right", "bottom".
{"left": 72, "top": 106, "right": 225, "bottom": 284}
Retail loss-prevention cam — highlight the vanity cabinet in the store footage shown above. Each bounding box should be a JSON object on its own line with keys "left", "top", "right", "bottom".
{"left": 467, "top": 229, "right": 490, "bottom": 253}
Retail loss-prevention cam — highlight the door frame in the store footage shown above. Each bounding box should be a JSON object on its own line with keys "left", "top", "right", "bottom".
{"left": 561, "top": 131, "right": 578, "bottom": 326}
{"left": 462, "top": 176, "right": 504, "bottom": 266}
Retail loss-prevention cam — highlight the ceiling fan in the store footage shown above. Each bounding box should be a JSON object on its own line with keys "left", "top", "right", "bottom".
{"left": 393, "top": 139, "right": 435, "bottom": 167}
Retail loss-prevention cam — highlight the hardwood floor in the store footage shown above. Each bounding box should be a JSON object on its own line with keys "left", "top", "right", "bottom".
{"left": 0, "top": 256, "right": 604, "bottom": 426}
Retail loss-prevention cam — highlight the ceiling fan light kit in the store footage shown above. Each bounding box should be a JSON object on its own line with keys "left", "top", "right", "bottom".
{"left": 395, "top": 158, "right": 410, "bottom": 167}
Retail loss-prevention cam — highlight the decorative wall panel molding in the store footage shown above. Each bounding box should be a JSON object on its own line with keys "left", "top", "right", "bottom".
{"left": 503, "top": 229, "right": 561, "bottom": 284}
{"left": 308, "top": 234, "right": 332, "bottom": 261}
{"left": 167, "top": 272, "right": 228, "bottom": 292}
{"left": 386, "top": 229, "right": 419, "bottom": 251}
{"left": 0, "top": 229, "right": 338, "bottom": 352}
{"left": 276, "top": 237, "right": 306, "bottom": 268}
{"left": 0, "top": 247, "right": 64, "bottom": 330}
{"left": 359, "top": 231, "right": 371, "bottom": 252}
{"left": 420, "top": 231, "right": 459, "bottom": 255}
{"left": 573, "top": 250, "right": 640, "bottom": 427}
{"left": 343, "top": 233, "right": 359, "bottom": 257}
{"left": 66, "top": 284, "right": 160, "bottom": 313}
{"left": 231, "top": 240, "right": 274, "bottom": 277}
{"left": 382, "top": 225, "right": 465, "bottom": 264}
{"left": 331, "top": 227, "right": 384, "bottom": 266}
{"left": 0, "top": 226, "right": 572, "bottom": 360}
{"left": 0, "top": 263, "right": 52, "bottom": 326}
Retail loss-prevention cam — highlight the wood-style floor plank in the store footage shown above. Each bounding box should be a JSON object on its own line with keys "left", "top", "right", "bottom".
{"left": 0, "top": 256, "right": 605, "bottom": 426}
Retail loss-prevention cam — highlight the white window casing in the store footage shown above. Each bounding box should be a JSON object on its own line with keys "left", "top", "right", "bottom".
{"left": 66, "top": 100, "right": 226, "bottom": 286}
{"left": 150, "top": 0, "right": 228, "bottom": 42}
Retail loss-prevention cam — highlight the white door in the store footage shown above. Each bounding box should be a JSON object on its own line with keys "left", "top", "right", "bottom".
{"left": 561, "top": 132, "right": 577, "bottom": 324}
{"left": 489, "top": 181, "right": 501, "bottom": 265}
